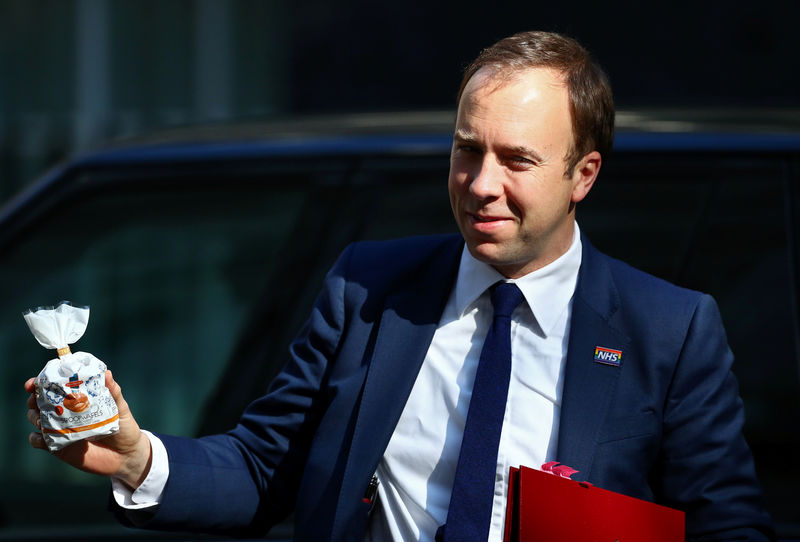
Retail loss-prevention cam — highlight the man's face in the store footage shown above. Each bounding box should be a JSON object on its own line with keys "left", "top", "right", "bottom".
{"left": 448, "top": 67, "right": 599, "bottom": 278}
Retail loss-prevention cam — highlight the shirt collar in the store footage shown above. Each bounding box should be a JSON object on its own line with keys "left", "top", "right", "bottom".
{"left": 453, "top": 223, "right": 583, "bottom": 336}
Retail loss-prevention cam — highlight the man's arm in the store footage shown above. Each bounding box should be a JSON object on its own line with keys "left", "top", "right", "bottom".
{"left": 112, "top": 244, "right": 354, "bottom": 537}
{"left": 656, "top": 294, "right": 775, "bottom": 541}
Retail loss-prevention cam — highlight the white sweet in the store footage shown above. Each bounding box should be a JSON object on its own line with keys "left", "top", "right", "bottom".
{"left": 24, "top": 302, "right": 119, "bottom": 452}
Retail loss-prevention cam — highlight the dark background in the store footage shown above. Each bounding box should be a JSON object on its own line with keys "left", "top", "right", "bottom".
{"left": 1, "top": 0, "right": 799, "bottom": 201}
{"left": 289, "top": 0, "right": 800, "bottom": 111}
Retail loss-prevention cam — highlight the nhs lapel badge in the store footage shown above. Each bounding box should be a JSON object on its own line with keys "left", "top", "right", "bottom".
{"left": 593, "top": 346, "right": 622, "bottom": 366}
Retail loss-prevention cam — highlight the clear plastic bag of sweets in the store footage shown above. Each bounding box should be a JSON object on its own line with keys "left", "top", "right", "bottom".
{"left": 24, "top": 301, "right": 119, "bottom": 451}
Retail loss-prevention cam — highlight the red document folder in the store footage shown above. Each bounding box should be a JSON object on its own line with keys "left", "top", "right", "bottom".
{"left": 504, "top": 465, "right": 685, "bottom": 542}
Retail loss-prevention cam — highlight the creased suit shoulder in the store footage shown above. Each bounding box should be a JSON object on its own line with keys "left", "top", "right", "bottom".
{"left": 339, "top": 234, "right": 463, "bottom": 288}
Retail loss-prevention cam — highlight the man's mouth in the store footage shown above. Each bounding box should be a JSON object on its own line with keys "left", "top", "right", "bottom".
{"left": 469, "top": 212, "right": 510, "bottom": 223}
{"left": 467, "top": 212, "right": 513, "bottom": 232}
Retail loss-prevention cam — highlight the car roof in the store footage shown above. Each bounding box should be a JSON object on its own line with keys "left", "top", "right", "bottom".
{"left": 2, "top": 107, "right": 800, "bottom": 249}
{"left": 77, "top": 107, "right": 800, "bottom": 163}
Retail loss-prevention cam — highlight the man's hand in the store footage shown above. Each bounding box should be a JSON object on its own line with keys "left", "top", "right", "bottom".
{"left": 25, "top": 370, "right": 152, "bottom": 490}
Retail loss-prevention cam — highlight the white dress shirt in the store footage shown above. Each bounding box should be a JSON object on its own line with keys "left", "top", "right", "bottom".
{"left": 366, "top": 226, "right": 582, "bottom": 542}
{"left": 115, "top": 225, "right": 583, "bottom": 542}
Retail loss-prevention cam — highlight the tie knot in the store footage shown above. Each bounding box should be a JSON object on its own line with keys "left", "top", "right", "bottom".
{"left": 490, "top": 282, "right": 525, "bottom": 318}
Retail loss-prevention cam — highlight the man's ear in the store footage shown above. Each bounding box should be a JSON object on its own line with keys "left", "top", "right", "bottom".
{"left": 570, "top": 150, "right": 602, "bottom": 204}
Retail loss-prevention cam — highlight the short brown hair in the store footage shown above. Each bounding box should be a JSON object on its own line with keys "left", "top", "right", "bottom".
{"left": 458, "top": 31, "right": 615, "bottom": 175}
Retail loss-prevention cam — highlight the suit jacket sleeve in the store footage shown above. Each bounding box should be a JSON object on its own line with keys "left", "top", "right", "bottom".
{"left": 561, "top": 241, "right": 775, "bottom": 541}
{"left": 655, "top": 294, "right": 774, "bottom": 541}
{"left": 114, "top": 244, "right": 355, "bottom": 537}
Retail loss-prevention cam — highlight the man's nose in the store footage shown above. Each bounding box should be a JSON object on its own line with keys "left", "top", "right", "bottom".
{"left": 469, "top": 157, "right": 504, "bottom": 199}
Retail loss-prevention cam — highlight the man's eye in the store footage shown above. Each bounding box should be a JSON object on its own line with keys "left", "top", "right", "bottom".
{"left": 507, "top": 155, "right": 534, "bottom": 167}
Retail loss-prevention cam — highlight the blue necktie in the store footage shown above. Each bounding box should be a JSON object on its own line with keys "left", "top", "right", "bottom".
{"left": 439, "top": 281, "right": 525, "bottom": 541}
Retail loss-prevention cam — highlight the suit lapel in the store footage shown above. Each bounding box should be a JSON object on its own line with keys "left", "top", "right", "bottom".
{"left": 556, "top": 236, "right": 630, "bottom": 480}
{"left": 333, "top": 237, "right": 462, "bottom": 536}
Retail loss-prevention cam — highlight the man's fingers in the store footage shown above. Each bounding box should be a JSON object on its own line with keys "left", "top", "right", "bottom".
{"left": 25, "top": 376, "right": 43, "bottom": 434}
{"left": 104, "top": 370, "right": 132, "bottom": 417}
{"left": 24, "top": 377, "right": 36, "bottom": 393}
{"left": 25, "top": 377, "right": 39, "bottom": 414}
{"left": 28, "top": 431, "right": 47, "bottom": 450}
{"left": 105, "top": 370, "right": 122, "bottom": 400}
{"left": 27, "top": 408, "right": 41, "bottom": 429}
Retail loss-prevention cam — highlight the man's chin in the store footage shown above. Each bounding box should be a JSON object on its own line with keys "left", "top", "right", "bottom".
{"left": 464, "top": 241, "right": 542, "bottom": 278}
{"left": 465, "top": 241, "right": 516, "bottom": 267}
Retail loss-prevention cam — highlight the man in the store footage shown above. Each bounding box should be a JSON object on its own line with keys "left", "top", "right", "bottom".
{"left": 26, "top": 31, "right": 774, "bottom": 541}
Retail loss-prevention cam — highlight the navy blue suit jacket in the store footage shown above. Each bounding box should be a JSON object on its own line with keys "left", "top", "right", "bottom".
{"left": 123, "top": 234, "right": 774, "bottom": 541}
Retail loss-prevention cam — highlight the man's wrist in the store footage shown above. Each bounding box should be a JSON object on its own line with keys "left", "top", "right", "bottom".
{"left": 112, "top": 430, "right": 168, "bottom": 510}
{"left": 116, "top": 431, "right": 153, "bottom": 490}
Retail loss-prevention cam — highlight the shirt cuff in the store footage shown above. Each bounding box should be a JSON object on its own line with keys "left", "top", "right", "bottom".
{"left": 111, "top": 430, "right": 169, "bottom": 510}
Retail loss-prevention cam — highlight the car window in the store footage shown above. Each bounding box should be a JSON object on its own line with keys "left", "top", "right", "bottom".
{"left": 1, "top": 155, "right": 455, "bottom": 535}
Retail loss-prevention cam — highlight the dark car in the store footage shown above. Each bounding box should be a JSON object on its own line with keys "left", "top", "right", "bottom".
{"left": 2, "top": 109, "right": 799, "bottom": 540}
